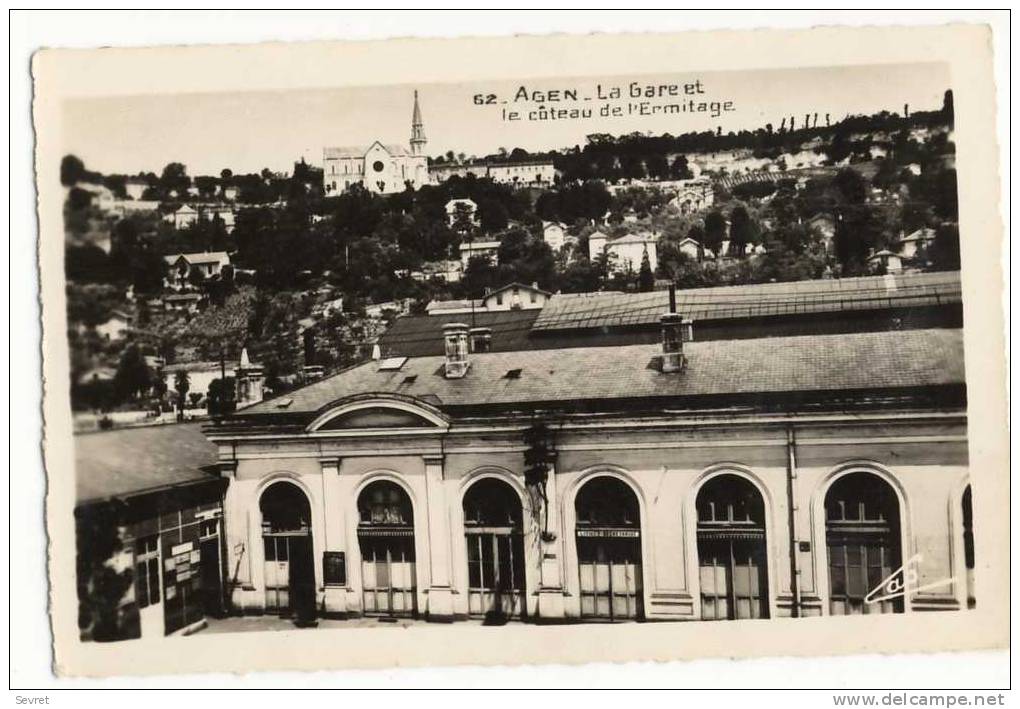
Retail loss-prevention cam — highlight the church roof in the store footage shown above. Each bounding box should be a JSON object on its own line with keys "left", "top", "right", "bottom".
{"left": 323, "top": 142, "right": 411, "bottom": 159}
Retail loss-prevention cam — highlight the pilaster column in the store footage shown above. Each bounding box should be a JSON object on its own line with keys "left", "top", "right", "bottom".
{"left": 536, "top": 458, "right": 567, "bottom": 620}
{"left": 424, "top": 454, "right": 455, "bottom": 619}
{"left": 319, "top": 456, "right": 348, "bottom": 615}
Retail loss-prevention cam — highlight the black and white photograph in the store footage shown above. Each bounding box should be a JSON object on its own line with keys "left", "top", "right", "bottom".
{"left": 24, "top": 17, "right": 1008, "bottom": 686}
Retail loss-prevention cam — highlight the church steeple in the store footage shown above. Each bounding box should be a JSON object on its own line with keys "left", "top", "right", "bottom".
{"left": 410, "top": 90, "right": 426, "bottom": 156}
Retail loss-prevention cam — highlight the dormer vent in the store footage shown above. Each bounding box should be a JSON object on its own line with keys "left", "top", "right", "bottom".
{"left": 442, "top": 322, "right": 470, "bottom": 379}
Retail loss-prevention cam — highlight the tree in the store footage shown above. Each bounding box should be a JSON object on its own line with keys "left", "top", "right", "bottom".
{"left": 728, "top": 205, "right": 756, "bottom": 257}
{"left": 65, "top": 244, "right": 111, "bottom": 283}
{"left": 450, "top": 202, "right": 476, "bottom": 236}
{"left": 929, "top": 223, "right": 961, "bottom": 271}
{"left": 61, "top": 155, "right": 87, "bottom": 186}
{"left": 638, "top": 246, "right": 654, "bottom": 291}
{"left": 159, "top": 162, "right": 190, "bottom": 197}
{"left": 75, "top": 500, "right": 135, "bottom": 641}
{"left": 207, "top": 377, "right": 237, "bottom": 417}
{"left": 173, "top": 371, "right": 190, "bottom": 420}
{"left": 113, "top": 345, "right": 151, "bottom": 402}
{"left": 703, "top": 210, "right": 727, "bottom": 256}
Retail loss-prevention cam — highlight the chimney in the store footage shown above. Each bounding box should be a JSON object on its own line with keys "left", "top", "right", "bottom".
{"left": 443, "top": 322, "right": 470, "bottom": 378}
{"left": 661, "top": 285, "right": 692, "bottom": 373}
{"left": 469, "top": 326, "right": 492, "bottom": 353}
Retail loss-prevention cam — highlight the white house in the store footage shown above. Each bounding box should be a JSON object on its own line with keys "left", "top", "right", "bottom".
{"left": 542, "top": 222, "right": 568, "bottom": 252}
{"left": 413, "top": 260, "right": 463, "bottom": 284}
{"left": 95, "top": 310, "right": 133, "bottom": 341}
{"left": 459, "top": 240, "right": 501, "bottom": 268}
{"left": 164, "top": 251, "right": 231, "bottom": 287}
{"left": 124, "top": 178, "right": 149, "bottom": 201}
{"left": 868, "top": 249, "right": 904, "bottom": 274}
{"left": 676, "top": 238, "right": 707, "bottom": 261}
{"left": 482, "top": 282, "right": 550, "bottom": 311}
{"left": 606, "top": 233, "right": 660, "bottom": 274}
{"left": 587, "top": 231, "right": 610, "bottom": 261}
{"left": 897, "top": 228, "right": 936, "bottom": 259}
{"left": 165, "top": 205, "right": 201, "bottom": 229}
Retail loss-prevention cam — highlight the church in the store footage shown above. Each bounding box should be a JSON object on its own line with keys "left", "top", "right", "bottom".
{"left": 322, "top": 91, "right": 430, "bottom": 195}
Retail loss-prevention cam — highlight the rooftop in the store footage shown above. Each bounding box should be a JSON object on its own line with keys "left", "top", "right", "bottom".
{"left": 164, "top": 251, "right": 230, "bottom": 266}
{"left": 531, "top": 271, "right": 962, "bottom": 332}
{"left": 378, "top": 309, "right": 541, "bottom": 357}
{"left": 74, "top": 423, "right": 219, "bottom": 505}
{"left": 324, "top": 142, "right": 410, "bottom": 159}
{"left": 239, "top": 327, "right": 964, "bottom": 417}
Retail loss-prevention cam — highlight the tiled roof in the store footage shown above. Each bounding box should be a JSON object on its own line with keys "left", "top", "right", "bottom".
{"left": 377, "top": 309, "right": 541, "bottom": 358}
{"left": 74, "top": 423, "right": 219, "bottom": 505}
{"left": 240, "top": 328, "right": 964, "bottom": 416}
{"left": 531, "top": 271, "right": 962, "bottom": 332}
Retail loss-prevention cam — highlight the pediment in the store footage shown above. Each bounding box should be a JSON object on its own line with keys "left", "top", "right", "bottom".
{"left": 317, "top": 406, "right": 438, "bottom": 430}
{"left": 307, "top": 394, "right": 448, "bottom": 433}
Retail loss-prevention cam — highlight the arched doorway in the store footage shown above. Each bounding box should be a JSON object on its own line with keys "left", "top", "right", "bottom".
{"left": 962, "top": 485, "right": 975, "bottom": 609}
{"left": 574, "top": 476, "right": 643, "bottom": 621}
{"left": 357, "top": 480, "right": 417, "bottom": 617}
{"left": 696, "top": 474, "right": 770, "bottom": 620}
{"left": 259, "top": 481, "right": 316, "bottom": 621}
{"left": 824, "top": 472, "right": 903, "bottom": 615}
{"left": 463, "top": 478, "right": 526, "bottom": 622}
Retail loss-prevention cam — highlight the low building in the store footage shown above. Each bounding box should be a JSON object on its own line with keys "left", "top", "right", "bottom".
{"left": 412, "top": 260, "right": 462, "bottom": 284}
{"left": 482, "top": 282, "right": 550, "bottom": 311}
{"left": 163, "top": 293, "right": 204, "bottom": 314}
{"left": 429, "top": 159, "right": 556, "bottom": 188}
{"left": 868, "top": 249, "right": 904, "bottom": 274}
{"left": 898, "top": 228, "right": 936, "bottom": 260}
{"left": 676, "top": 237, "right": 707, "bottom": 261}
{"left": 95, "top": 310, "right": 133, "bottom": 341}
{"left": 424, "top": 299, "right": 484, "bottom": 316}
{"left": 164, "top": 251, "right": 231, "bottom": 286}
{"left": 207, "top": 319, "right": 971, "bottom": 623}
{"left": 74, "top": 423, "right": 227, "bottom": 641}
{"left": 459, "top": 240, "right": 501, "bottom": 268}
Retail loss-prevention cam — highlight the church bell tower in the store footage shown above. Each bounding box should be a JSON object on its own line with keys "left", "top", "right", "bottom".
{"left": 410, "top": 90, "right": 427, "bottom": 156}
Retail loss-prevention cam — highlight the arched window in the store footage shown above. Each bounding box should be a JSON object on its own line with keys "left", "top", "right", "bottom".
{"left": 825, "top": 472, "right": 903, "bottom": 615}
{"left": 463, "top": 478, "right": 525, "bottom": 621}
{"left": 357, "top": 480, "right": 416, "bottom": 616}
{"left": 259, "top": 482, "right": 315, "bottom": 619}
{"left": 962, "top": 485, "right": 975, "bottom": 609}
{"left": 575, "top": 476, "right": 643, "bottom": 621}
{"left": 696, "top": 474, "right": 770, "bottom": 620}
{"left": 358, "top": 480, "right": 413, "bottom": 526}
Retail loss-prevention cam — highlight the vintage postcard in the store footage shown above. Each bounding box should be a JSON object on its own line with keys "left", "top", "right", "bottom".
{"left": 34, "top": 24, "right": 1007, "bottom": 677}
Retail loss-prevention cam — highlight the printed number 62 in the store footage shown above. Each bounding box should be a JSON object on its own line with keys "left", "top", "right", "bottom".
{"left": 473, "top": 94, "right": 497, "bottom": 105}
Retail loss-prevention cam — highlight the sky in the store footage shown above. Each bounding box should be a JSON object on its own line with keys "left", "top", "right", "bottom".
{"left": 62, "top": 62, "right": 950, "bottom": 177}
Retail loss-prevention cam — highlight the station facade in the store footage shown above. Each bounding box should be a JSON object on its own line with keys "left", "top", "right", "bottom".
{"left": 207, "top": 320, "right": 973, "bottom": 623}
